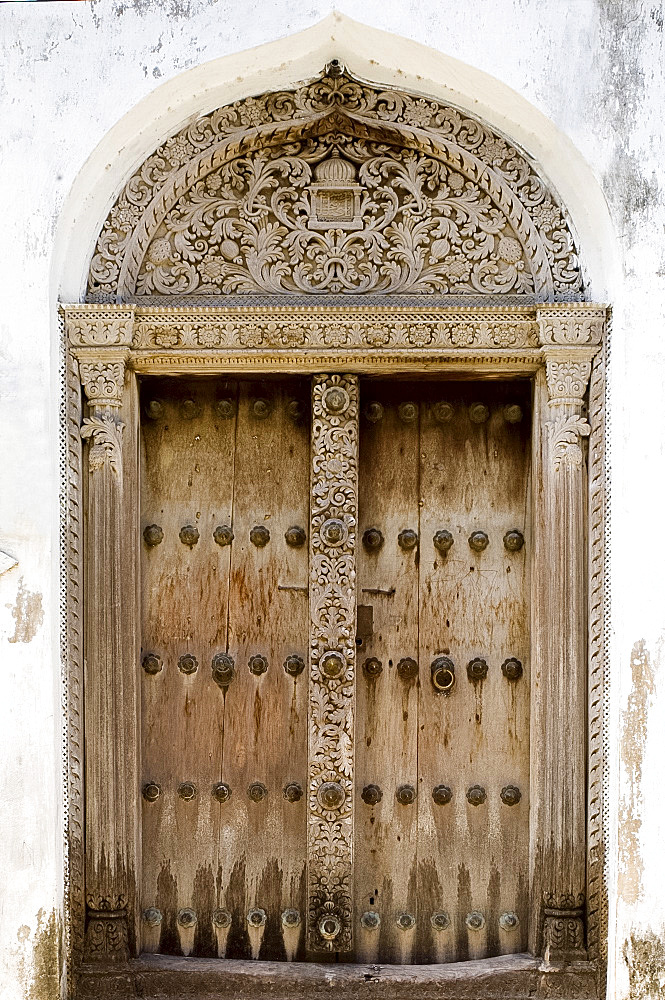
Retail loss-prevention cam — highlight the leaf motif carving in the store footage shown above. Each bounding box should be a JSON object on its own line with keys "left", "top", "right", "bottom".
{"left": 548, "top": 415, "right": 590, "bottom": 472}
{"left": 80, "top": 415, "right": 124, "bottom": 482}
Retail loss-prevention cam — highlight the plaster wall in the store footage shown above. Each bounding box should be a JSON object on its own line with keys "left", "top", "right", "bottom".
{"left": 0, "top": 2, "right": 663, "bottom": 998}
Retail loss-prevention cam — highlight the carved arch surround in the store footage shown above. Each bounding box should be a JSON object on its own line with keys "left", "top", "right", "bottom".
{"left": 64, "top": 66, "right": 608, "bottom": 1000}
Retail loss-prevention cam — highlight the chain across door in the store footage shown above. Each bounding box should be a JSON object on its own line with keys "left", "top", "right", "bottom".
{"left": 138, "top": 373, "right": 530, "bottom": 964}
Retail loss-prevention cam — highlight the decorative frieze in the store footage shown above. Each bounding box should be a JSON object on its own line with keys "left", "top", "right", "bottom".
{"left": 537, "top": 305, "right": 606, "bottom": 345}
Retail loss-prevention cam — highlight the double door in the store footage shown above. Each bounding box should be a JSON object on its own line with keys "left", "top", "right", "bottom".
{"left": 138, "top": 374, "right": 530, "bottom": 965}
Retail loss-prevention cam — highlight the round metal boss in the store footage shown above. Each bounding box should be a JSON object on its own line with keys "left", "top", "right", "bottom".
{"left": 362, "top": 527, "right": 384, "bottom": 551}
{"left": 212, "top": 782, "right": 231, "bottom": 803}
{"left": 283, "top": 782, "right": 303, "bottom": 802}
{"left": 142, "top": 782, "right": 161, "bottom": 803}
{"left": 250, "top": 525, "right": 270, "bottom": 547}
{"left": 142, "top": 653, "right": 162, "bottom": 675}
{"left": 178, "top": 653, "right": 198, "bottom": 676}
{"left": 466, "top": 911, "right": 485, "bottom": 930}
{"left": 397, "top": 657, "right": 418, "bottom": 680}
{"left": 468, "top": 530, "right": 489, "bottom": 552}
{"left": 467, "top": 657, "right": 488, "bottom": 681}
{"left": 431, "top": 911, "right": 450, "bottom": 931}
{"left": 251, "top": 398, "right": 272, "bottom": 419}
{"left": 433, "top": 529, "right": 454, "bottom": 554}
{"left": 432, "top": 784, "right": 453, "bottom": 805}
{"left": 320, "top": 651, "right": 345, "bottom": 679}
{"left": 177, "top": 908, "right": 197, "bottom": 928}
{"left": 396, "top": 784, "right": 416, "bottom": 805}
{"left": 212, "top": 909, "right": 232, "bottom": 928}
{"left": 211, "top": 653, "right": 235, "bottom": 687}
{"left": 213, "top": 524, "right": 234, "bottom": 546}
{"left": 469, "top": 402, "right": 489, "bottom": 423}
{"left": 503, "top": 529, "right": 525, "bottom": 552}
{"left": 317, "top": 781, "right": 346, "bottom": 811}
{"left": 282, "top": 908, "right": 301, "bottom": 928}
{"left": 215, "top": 398, "right": 235, "bottom": 419}
{"left": 361, "top": 911, "right": 381, "bottom": 930}
{"left": 248, "top": 654, "right": 268, "bottom": 676}
{"left": 318, "top": 915, "right": 342, "bottom": 941}
{"left": 178, "top": 782, "right": 197, "bottom": 801}
{"left": 431, "top": 656, "right": 455, "bottom": 693}
{"left": 323, "top": 386, "right": 349, "bottom": 414}
{"left": 283, "top": 654, "right": 305, "bottom": 677}
{"left": 398, "top": 529, "right": 418, "bottom": 551}
{"left": 247, "top": 907, "right": 267, "bottom": 927}
{"left": 466, "top": 785, "right": 487, "bottom": 806}
{"left": 396, "top": 912, "right": 416, "bottom": 930}
{"left": 361, "top": 784, "right": 383, "bottom": 806}
{"left": 179, "top": 524, "right": 199, "bottom": 548}
{"left": 143, "top": 907, "right": 162, "bottom": 927}
{"left": 363, "top": 657, "right": 383, "bottom": 677}
{"left": 501, "top": 657, "right": 523, "bottom": 681}
{"left": 284, "top": 525, "right": 306, "bottom": 547}
{"left": 248, "top": 782, "right": 267, "bottom": 802}
{"left": 321, "top": 518, "right": 347, "bottom": 546}
{"left": 433, "top": 401, "right": 454, "bottom": 423}
{"left": 398, "top": 402, "right": 418, "bottom": 423}
{"left": 500, "top": 785, "right": 522, "bottom": 806}
{"left": 143, "top": 524, "right": 163, "bottom": 547}
{"left": 364, "top": 401, "right": 384, "bottom": 423}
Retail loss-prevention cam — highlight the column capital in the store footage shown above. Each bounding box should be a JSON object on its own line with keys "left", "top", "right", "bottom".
{"left": 543, "top": 347, "right": 596, "bottom": 406}
{"left": 75, "top": 349, "right": 131, "bottom": 408}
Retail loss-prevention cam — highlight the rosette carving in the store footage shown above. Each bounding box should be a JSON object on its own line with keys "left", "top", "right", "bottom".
{"left": 307, "top": 374, "right": 358, "bottom": 952}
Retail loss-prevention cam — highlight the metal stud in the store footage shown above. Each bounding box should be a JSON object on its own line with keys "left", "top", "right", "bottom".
{"left": 281, "top": 908, "right": 301, "bottom": 928}
{"left": 211, "top": 652, "right": 235, "bottom": 687}
{"left": 251, "top": 398, "right": 272, "bottom": 419}
{"left": 362, "top": 527, "right": 384, "bottom": 551}
{"left": 398, "top": 401, "right": 418, "bottom": 423}
{"left": 361, "top": 784, "right": 383, "bottom": 806}
{"left": 432, "top": 784, "right": 453, "bottom": 805}
{"left": 431, "top": 656, "right": 455, "bottom": 693}
{"left": 503, "top": 404, "right": 523, "bottom": 424}
{"left": 321, "top": 518, "right": 347, "bottom": 546}
{"left": 323, "top": 386, "right": 350, "bottom": 414}
{"left": 179, "top": 524, "right": 200, "bottom": 548}
{"left": 396, "top": 912, "right": 416, "bottom": 930}
{"left": 250, "top": 525, "right": 270, "bottom": 547}
{"left": 143, "top": 907, "right": 162, "bottom": 927}
{"left": 468, "top": 530, "right": 489, "bottom": 552}
{"left": 317, "top": 781, "right": 346, "bottom": 811}
{"left": 433, "top": 401, "right": 454, "bottom": 423}
{"left": 177, "top": 908, "right": 197, "bottom": 928}
{"left": 396, "top": 784, "right": 417, "bottom": 805}
{"left": 319, "top": 651, "right": 345, "bottom": 679}
{"left": 431, "top": 911, "right": 450, "bottom": 931}
{"left": 397, "top": 657, "right": 418, "bottom": 680}
{"left": 433, "top": 529, "right": 454, "bottom": 554}
{"left": 212, "top": 909, "right": 232, "bottom": 928}
{"left": 360, "top": 911, "right": 381, "bottom": 930}
{"left": 142, "top": 782, "right": 161, "bottom": 803}
{"left": 178, "top": 782, "right": 197, "bottom": 801}
{"left": 143, "top": 524, "right": 164, "bottom": 547}
{"left": 247, "top": 908, "right": 267, "bottom": 928}
{"left": 283, "top": 782, "right": 303, "bottom": 802}
{"left": 248, "top": 782, "right": 268, "bottom": 802}
{"left": 215, "top": 398, "right": 235, "bottom": 420}
{"left": 284, "top": 525, "right": 306, "bottom": 547}
{"left": 466, "top": 911, "right": 485, "bottom": 930}
{"left": 466, "top": 785, "right": 487, "bottom": 806}
{"left": 283, "top": 654, "right": 305, "bottom": 677}
{"left": 248, "top": 654, "right": 268, "bottom": 676}
{"left": 286, "top": 399, "right": 305, "bottom": 422}
{"left": 500, "top": 785, "right": 522, "bottom": 806}
{"left": 364, "top": 401, "right": 384, "bottom": 423}
{"left": 503, "top": 529, "right": 525, "bottom": 552}
{"left": 363, "top": 657, "right": 383, "bottom": 677}
{"left": 180, "top": 399, "right": 200, "bottom": 420}
{"left": 145, "top": 400, "right": 164, "bottom": 420}
{"left": 501, "top": 657, "right": 523, "bottom": 681}
{"left": 398, "top": 529, "right": 418, "bottom": 551}
{"left": 467, "top": 657, "right": 488, "bottom": 681}
{"left": 499, "top": 912, "right": 520, "bottom": 931}
{"left": 212, "top": 782, "right": 232, "bottom": 803}
{"left": 469, "top": 402, "right": 489, "bottom": 423}
{"left": 213, "top": 524, "right": 234, "bottom": 546}
{"left": 318, "top": 915, "right": 342, "bottom": 941}
{"left": 142, "top": 653, "right": 162, "bottom": 675}
{"left": 178, "top": 653, "right": 198, "bottom": 675}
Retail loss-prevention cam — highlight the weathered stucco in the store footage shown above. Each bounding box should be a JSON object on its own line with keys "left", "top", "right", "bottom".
{"left": 1, "top": 2, "right": 664, "bottom": 998}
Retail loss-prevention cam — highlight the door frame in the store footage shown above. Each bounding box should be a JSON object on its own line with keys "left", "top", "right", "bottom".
{"left": 61, "top": 300, "right": 608, "bottom": 998}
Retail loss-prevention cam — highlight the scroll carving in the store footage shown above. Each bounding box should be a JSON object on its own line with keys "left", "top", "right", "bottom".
{"left": 80, "top": 414, "right": 124, "bottom": 481}
{"left": 76, "top": 352, "right": 128, "bottom": 479}
{"left": 87, "top": 69, "right": 583, "bottom": 301}
{"left": 308, "top": 374, "right": 358, "bottom": 952}
{"left": 548, "top": 414, "right": 591, "bottom": 472}
{"left": 84, "top": 897, "right": 129, "bottom": 962}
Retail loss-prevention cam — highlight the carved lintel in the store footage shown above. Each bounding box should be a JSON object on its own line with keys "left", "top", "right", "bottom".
{"left": 84, "top": 899, "right": 129, "bottom": 962}
{"left": 64, "top": 305, "right": 135, "bottom": 348}
{"left": 537, "top": 304, "right": 607, "bottom": 346}
{"left": 307, "top": 375, "right": 358, "bottom": 953}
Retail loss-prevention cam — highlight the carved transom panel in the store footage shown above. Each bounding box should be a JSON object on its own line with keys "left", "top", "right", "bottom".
{"left": 88, "top": 68, "right": 583, "bottom": 301}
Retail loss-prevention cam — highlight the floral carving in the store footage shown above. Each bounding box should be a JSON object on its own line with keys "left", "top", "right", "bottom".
{"left": 545, "top": 359, "right": 592, "bottom": 404}
{"left": 548, "top": 415, "right": 591, "bottom": 472}
{"left": 80, "top": 414, "right": 124, "bottom": 481}
{"left": 67, "top": 310, "right": 134, "bottom": 347}
{"left": 87, "top": 70, "right": 582, "bottom": 301}
{"left": 308, "top": 374, "right": 358, "bottom": 952}
{"left": 538, "top": 306, "right": 606, "bottom": 345}
{"left": 78, "top": 361, "right": 126, "bottom": 405}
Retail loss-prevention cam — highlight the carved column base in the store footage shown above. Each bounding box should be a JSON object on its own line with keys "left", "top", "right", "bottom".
{"left": 84, "top": 904, "right": 129, "bottom": 962}
{"left": 541, "top": 907, "right": 587, "bottom": 968}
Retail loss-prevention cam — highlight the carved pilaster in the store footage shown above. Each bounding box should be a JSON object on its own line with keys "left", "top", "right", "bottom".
{"left": 68, "top": 307, "right": 139, "bottom": 963}
{"left": 307, "top": 375, "right": 359, "bottom": 952}
{"left": 532, "top": 345, "right": 597, "bottom": 967}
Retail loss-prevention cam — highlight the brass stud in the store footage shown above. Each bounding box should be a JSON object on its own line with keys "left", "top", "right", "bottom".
{"left": 251, "top": 398, "right": 272, "bottom": 419}
{"left": 213, "top": 524, "right": 234, "bottom": 546}
{"left": 361, "top": 784, "right": 383, "bottom": 806}
{"left": 285, "top": 525, "right": 306, "bottom": 547}
{"left": 318, "top": 915, "right": 342, "bottom": 941}
{"left": 431, "top": 656, "right": 455, "bottom": 693}
{"left": 178, "top": 653, "right": 198, "bottom": 675}
{"left": 363, "top": 657, "right": 383, "bottom": 677}
{"left": 212, "top": 782, "right": 232, "bottom": 803}
{"left": 211, "top": 652, "right": 235, "bottom": 687}
{"left": 142, "top": 782, "right": 161, "bottom": 803}
{"left": 466, "top": 785, "right": 487, "bottom": 806}
{"left": 432, "top": 784, "right": 453, "bottom": 805}
{"left": 283, "top": 654, "right": 305, "bottom": 677}
{"left": 321, "top": 518, "right": 347, "bottom": 546}
{"left": 250, "top": 525, "right": 270, "bottom": 547}
{"left": 215, "top": 398, "right": 235, "bottom": 420}
{"left": 503, "top": 529, "right": 525, "bottom": 552}
{"left": 360, "top": 911, "right": 381, "bottom": 930}
{"left": 396, "top": 784, "right": 417, "bottom": 805}
{"left": 247, "top": 907, "right": 267, "bottom": 928}
{"left": 142, "top": 653, "right": 162, "bottom": 675}
{"left": 501, "top": 657, "right": 523, "bottom": 681}
{"left": 179, "top": 525, "right": 200, "bottom": 548}
{"left": 397, "top": 657, "right": 418, "bottom": 680}
{"left": 433, "top": 529, "right": 454, "bottom": 554}
{"left": 320, "top": 651, "right": 345, "bottom": 679}
{"left": 212, "top": 909, "right": 232, "bottom": 928}
{"left": 499, "top": 912, "right": 520, "bottom": 931}
{"left": 281, "top": 908, "right": 301, "bottom": 928}
{"left": 398, "top": 402, "right": 418, "bottom": 423}
{"left": 433, "top": 401, "right": 454, "bottom": 423}
{"left": 178, "top": 782, "right": 197, "bottom": 801}
{"left": 180, "top": 399, "right": 200, "bottom": 420}
{"left": 143, "top": 907, "right": 162, "bottom": 927}
{"left": 145, "top": 400, "right": 164, "bottom": 420}
{"left": 469, "top": 402, "right": 489, "bottom": 423}
{"left": 286, "top": 399, "right": 305, "bottom": 422}
{"left": 143, "top": 524, "right": 164, "bottom": 547}
{"left": 323, "top": 386, "right": 349, "bottom": 414}
{"left": 466, "top": 911, "right": 485, "bottom": 930}
{"left": 396, "top": 912, "right": 416, "bottom": 930}
{"left": 362, "top": 527, "right": 384, "bottom": 551}
{"left": 317, "top": 781, "right": 346, "bottom": 811}
{"left": 398, "top": 529, "right": 418, "bottom": 551}
{"left": 467, "top": 657, "right": 488, "bottom": 681}
{"left": 177, "top": 908, "right": 197, "bottom": 928}
{"left": 248, "top": 654, "right": 268, "bottom": 676}
{"left": 283, "top": 782, "right": 303, "bottom": 802}
{"left": 503, "top": 404, "right": 523, "bottom": 424}
{"left": 364, "top": 401, "right": 384, "bottom": 423}
{"left": 468, "top": 530, "right": 489, "bottom": 552}
{"left": 431, "top": 911, "right": 450, "bottom": 931}
{"left": 248, "top": 782, "right": 268, "bottom": 802}
{"left": 500, "top": 785, "right": 522, "bottom": 806}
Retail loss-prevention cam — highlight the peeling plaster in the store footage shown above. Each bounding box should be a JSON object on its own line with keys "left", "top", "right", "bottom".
{"left": 623, "top": 929, "right": 665, "bottom": 1000}
{"left": 6, "top": 578, "right": 44, "bottom": 645}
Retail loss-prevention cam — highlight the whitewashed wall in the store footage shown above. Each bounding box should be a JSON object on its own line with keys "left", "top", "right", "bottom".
{"left": 0, "top": 2, "right": 663, "bottom": 997}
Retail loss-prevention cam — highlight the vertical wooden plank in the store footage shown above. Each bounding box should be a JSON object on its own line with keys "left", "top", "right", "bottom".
{"left": 140, "top": 378, "right": 237, "bottom": 957}
{"left": 221, "top": 379, "right": 310, "bottom": 962}
{"left": 307, "top": 375, "right": 358, "bottom": 956}
{"left": 416, "top": 381, "right": 531, "bottom": 964}
{"left": 355, "top": 384, "right": 420, "bottom": 964}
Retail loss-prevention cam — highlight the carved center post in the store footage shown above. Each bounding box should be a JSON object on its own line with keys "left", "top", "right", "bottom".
{"left": 307, "top": 375, "right": 359, "bottom": 952}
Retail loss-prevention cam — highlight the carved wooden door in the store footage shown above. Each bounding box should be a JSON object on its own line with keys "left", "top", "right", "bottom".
{"left": 138, "top": 373, "right": 530, "bottom": 966}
